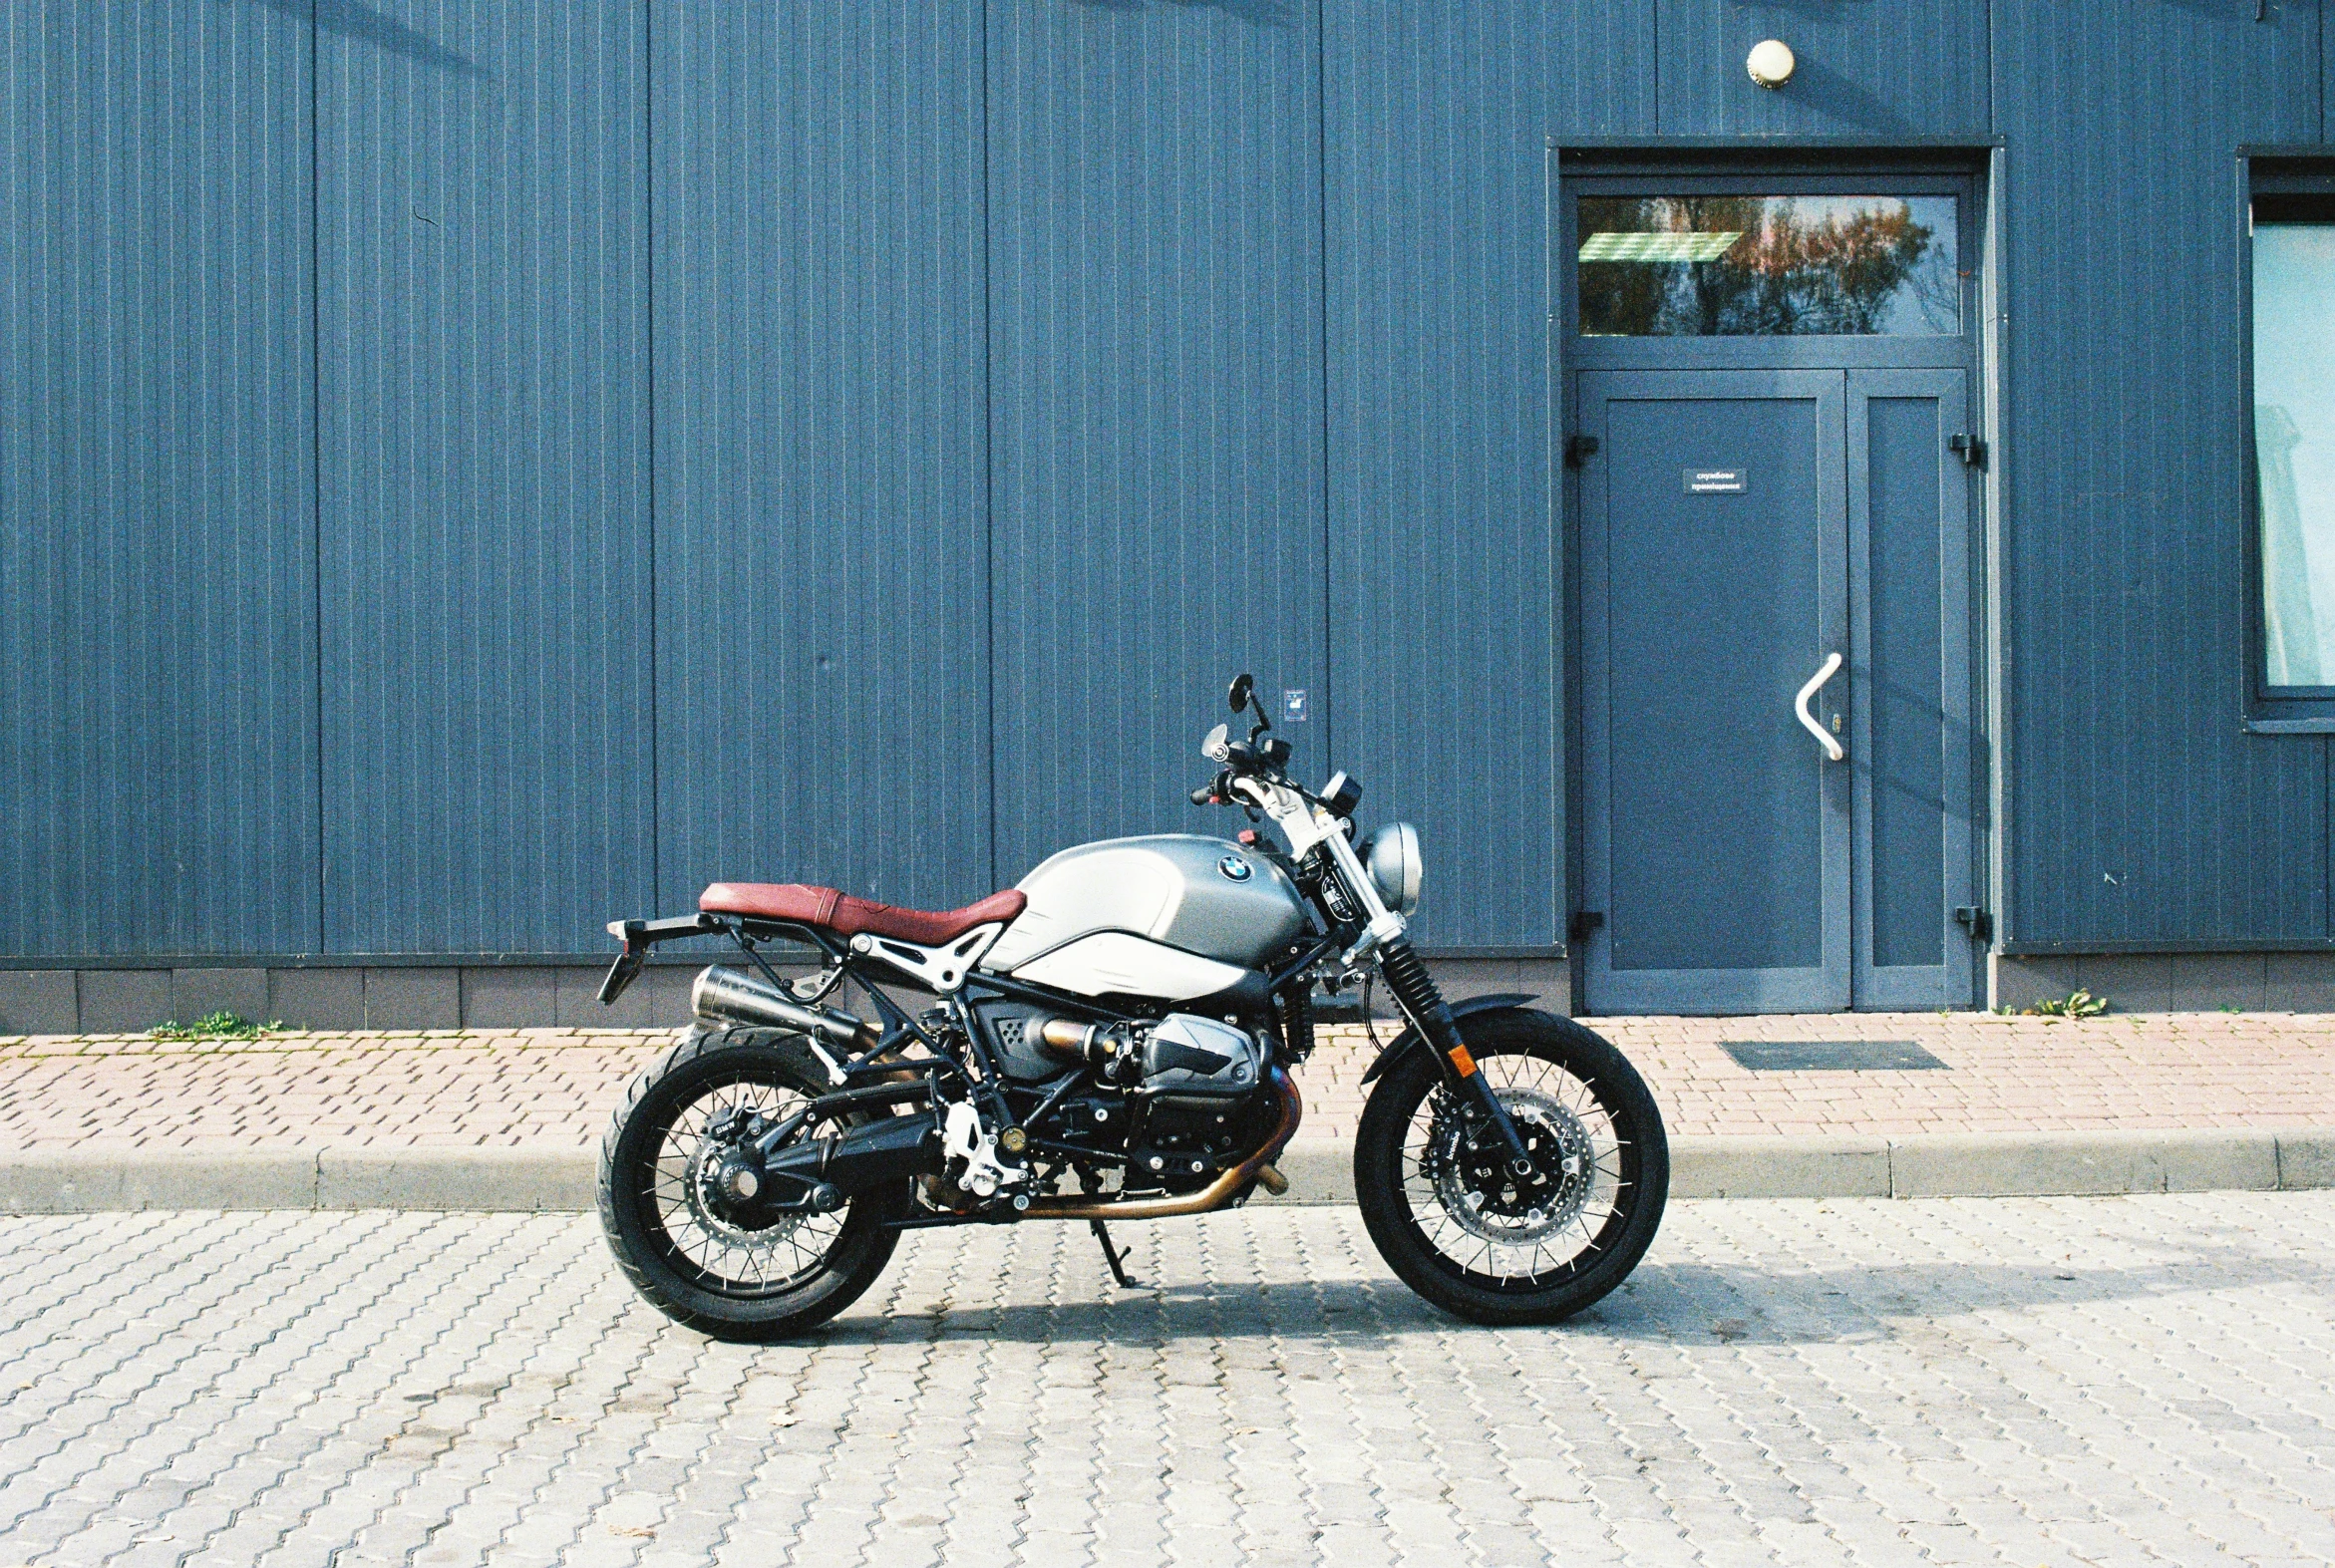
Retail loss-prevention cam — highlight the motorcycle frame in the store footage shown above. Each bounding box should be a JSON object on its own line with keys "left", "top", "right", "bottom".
{"left": 607, "top": 908, "right": 1341, "bottom": 1232}
{"left": 600, "top": 732, "right": 1532, "bottom": 1213}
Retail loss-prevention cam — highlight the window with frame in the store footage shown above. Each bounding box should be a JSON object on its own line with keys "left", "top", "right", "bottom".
{"left": 1576, "top": 193, "right": 1960, "bottom": 338}
{"left": 2253, "top": 180, "right": 2335, "bottom": 697}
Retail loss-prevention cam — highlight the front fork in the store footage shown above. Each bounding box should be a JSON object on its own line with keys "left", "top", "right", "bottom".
{"left": 1376, "top": 938, "right": 1535, "bottom": 1173}
{"left": 1261, "top": 779, "right": 1534, "bottom": 1172}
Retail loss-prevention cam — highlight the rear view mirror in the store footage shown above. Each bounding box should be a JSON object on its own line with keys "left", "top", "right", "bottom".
{"left": 1228, "top": 673, "right": 1255, "bottom": 713}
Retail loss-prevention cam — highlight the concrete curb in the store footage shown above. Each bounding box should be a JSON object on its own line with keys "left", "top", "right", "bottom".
{"left": 3, "top": 1131, "right": 2333, "bottom": 1214}
{"left": 0, "top": 1147, "right": 596, "bottom": 1215}
{"left": 1273, "top": 1129, "right": 2335, "bottom": 1204}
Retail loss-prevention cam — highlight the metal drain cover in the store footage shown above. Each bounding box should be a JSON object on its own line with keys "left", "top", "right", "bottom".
{"left": 1720, "top": 1040, "right": 1948, "bottom": 1072}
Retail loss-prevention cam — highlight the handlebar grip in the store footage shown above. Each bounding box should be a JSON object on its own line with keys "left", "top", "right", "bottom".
{"left": 1189, "top": 785, "right": 1217, "bottom": 806}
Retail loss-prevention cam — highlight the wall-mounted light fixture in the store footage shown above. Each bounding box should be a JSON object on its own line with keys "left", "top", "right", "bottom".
{"left": 1746, "top": 39, "right": 1796, "bottom": 89}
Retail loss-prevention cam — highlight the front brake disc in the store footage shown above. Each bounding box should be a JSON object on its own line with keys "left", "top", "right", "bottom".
{"left": 1424, "top": 1087, "right": 1595, "bottom": 1245}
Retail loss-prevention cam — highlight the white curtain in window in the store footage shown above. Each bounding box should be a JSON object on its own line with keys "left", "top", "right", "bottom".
{"left": 2256, "top": 223, "right": 2335, "bottom": 687}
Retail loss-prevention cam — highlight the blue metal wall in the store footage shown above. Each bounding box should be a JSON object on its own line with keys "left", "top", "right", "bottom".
{"left": 1, "top": 1, "right": 320, "bottom": 957}
{"left": 1327, "top": 2, "right": 1639, "bottom": 949}
{"left": 5, "top": 1, "right": 2335, "bottom": 961}
{"left": 650, "top": 5, "right": 992, "bottom": 920}
{"left": 986, "top": 0, "right": 1329, "bottom": 888}
{"left": 1655, "top": 1, "right": 1989, "bottom": 138}
{"left": 317, "top": 1, "right": 656, "bottom": 955}
{"left": 1991, "top": 1, "right": 2326, "bottom": 949}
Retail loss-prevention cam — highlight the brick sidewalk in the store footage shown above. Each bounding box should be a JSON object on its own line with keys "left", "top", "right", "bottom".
{"left": 2, "top": 1010, "right": 2331, "bottom": 1154}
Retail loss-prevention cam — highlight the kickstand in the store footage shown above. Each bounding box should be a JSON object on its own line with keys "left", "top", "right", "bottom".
{"left": 1089, "top": 1218, "right": 1139, "bottom": 1289}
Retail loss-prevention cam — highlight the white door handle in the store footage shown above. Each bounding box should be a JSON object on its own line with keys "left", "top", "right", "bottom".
{"left": 1795, "top": 652, "right": 1844, "bottom": 762}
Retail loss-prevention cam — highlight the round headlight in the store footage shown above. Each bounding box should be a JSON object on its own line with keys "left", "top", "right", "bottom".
{"left": 1357, "top": 821, "right": 1422, "bottom": 916}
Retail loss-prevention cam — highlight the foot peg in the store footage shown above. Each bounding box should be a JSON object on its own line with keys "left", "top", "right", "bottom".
{"left": 1089, "top": 1218, "right": 1139, "bottom": 1289}
{"left": 1254, "top": 1163, "right": 1289, "bottom": 1196}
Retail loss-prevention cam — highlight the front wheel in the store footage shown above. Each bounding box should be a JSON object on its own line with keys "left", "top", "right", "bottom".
{"left": 1354, "top": 1010, "right": 1667, "bottom": 1326}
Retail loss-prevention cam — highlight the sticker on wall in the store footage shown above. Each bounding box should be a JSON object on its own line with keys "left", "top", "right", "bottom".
{"left": 1684, "top": 468, "right": 1747, "bottom": 494}
{"left": 1281, "top": 689, "right": 1309, "bottom": 723}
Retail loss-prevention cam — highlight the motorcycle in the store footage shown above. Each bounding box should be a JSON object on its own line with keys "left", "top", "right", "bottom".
{"left": 592, "top": 675, "right": 1668, "bottom": 1339}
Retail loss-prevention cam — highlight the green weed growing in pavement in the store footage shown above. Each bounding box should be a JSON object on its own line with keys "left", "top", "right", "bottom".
{"left": 2027, "top": 990, "right": 2109, "bottom": 1020}
{"left": 149, "top": 1011, "right": 282, "bottom": 1042}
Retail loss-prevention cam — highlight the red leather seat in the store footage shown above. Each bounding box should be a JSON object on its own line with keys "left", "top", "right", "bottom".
{"left": 699, "top": 882, "right": 1027, "bottom": 946}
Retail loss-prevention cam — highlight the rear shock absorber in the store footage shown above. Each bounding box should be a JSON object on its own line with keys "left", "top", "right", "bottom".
{"left": 1376, "top": 937, "right": 1533, "bottom": 1172}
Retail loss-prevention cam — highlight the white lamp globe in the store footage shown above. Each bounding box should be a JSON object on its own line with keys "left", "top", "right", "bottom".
{"left": 1747, "top": 39, "right": 1796, "bottom": 89}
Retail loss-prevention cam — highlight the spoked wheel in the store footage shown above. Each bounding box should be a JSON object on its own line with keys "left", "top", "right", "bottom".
{"left": 1354, "top": 1010, "right": 1668, "bottom": 1326}
{"left": 597, "top": 1026, "right": 902, "bottom": 1341}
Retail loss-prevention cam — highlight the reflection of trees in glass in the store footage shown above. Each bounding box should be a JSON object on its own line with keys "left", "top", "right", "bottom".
{"left": 1580, "top": 196, "right": 1953, "bottom": 336}
{"left": 2258, "top": 404, "right": 2321, "bottom": 686}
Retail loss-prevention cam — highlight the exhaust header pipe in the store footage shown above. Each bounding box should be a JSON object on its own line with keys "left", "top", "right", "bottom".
{"left": 691, "top": 965, "right": 878, "bottom": 1051}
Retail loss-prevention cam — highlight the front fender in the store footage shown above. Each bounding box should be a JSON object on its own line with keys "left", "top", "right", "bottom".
{"left": 1355, "top": 992, "right": 1540, "bottom": 1084}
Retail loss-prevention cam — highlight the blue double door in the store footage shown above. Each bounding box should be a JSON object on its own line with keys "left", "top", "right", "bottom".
{"left": 1577, "top": 369, "right": 1975, "bottom": 1014}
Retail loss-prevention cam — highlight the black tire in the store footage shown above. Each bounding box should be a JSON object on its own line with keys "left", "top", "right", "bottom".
{"left": 1354, "top": 1009, "right": 1668, "bottom": 1327}
{"left": 597, "top": 1025, "right": 903, "bottom": 1342}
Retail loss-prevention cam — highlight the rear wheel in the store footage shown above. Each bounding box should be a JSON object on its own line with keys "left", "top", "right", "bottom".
{"left": 1354, "top": 1010, "right": 1667, "bottom": 1326}
{"left": 597, "top": 1025, "right": 903, "bottom": 1341}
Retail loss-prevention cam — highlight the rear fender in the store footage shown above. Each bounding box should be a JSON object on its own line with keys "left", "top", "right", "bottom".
{"left": 596, "top": 912, "right": 720, "bottom": 1004}
{"left": 1356, "top": 993, "right": 1540, "bottom": 1085}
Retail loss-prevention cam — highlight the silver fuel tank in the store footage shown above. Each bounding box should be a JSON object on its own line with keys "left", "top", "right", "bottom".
{"left": 979, "top": 834, "right": 1306, "bottom": 1000}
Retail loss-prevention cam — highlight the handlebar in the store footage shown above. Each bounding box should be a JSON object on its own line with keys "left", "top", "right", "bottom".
{"left": 1190, "top": 720, "right": 1296, "bottom": 809}
{"left": 1190, "top": 767, "right": 1234, "bottom": 806}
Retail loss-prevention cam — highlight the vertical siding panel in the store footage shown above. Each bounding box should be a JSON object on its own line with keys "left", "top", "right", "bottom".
{"left": 317, "top": 3, "right": 652, "bottom": 953}
{"left": 1549, "top": 0, "right": 1659, "bottom": 135}
{"left": 1995, "top": 0, "right": 2324, "bottom": 947}
{"left": 988, "top": 0, "right": 1326, "bottom": 882}
{"left": 652, "top": 6, "right": 990, "bottom": 912}
{"left": 1656, "top": 0, "right": 1989, "bottom": 137}
{"left": 1327, "top": 0, "right": 1649, "bottom": 949}
{"left": 0, "top": 0, "right": 318, "bottom": 957}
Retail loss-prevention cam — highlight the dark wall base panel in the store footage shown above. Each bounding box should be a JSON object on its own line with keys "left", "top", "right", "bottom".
{"left": 1427, "top": 958, "right": 1569, "bottom": 1010}
{"left": 0, "top": 957, "right": 1571, "bottom": 1035}
{"left": 1990, "top": 953, "right": 2335, "bottom": 1014}
{"left": 27, "top": 953, "right": 2335, "bottom": 1028}
{"left": 0, "top": 965, "right": 714, "bottom": 1034}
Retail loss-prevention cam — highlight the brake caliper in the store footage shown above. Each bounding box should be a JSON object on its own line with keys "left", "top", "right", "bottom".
{"left": 691, "top": 1106, "right": 775, "bottom": 1220}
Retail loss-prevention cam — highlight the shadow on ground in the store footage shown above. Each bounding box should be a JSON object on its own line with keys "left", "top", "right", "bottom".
{"left": 807, "top": 1229, "right": 2329, "bottom": 1350}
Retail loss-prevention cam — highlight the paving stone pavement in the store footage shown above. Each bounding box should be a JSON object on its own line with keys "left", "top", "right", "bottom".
{"left": 1, "top": 1195, "right": 2332, "bottom": 1567}
{"left": 4, "top": 1009, "right": 2334, "bottom": 1155}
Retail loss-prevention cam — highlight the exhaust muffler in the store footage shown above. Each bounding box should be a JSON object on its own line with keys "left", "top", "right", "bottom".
{"left": 691, "top": 964, "right": 878, "bottom": 1052}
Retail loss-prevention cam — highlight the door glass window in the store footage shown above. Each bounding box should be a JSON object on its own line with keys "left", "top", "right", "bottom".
{"left": 1578, "top": 195, "right": 1959, "bottom": 337}
{"left": 2253, "top": 196, "right": 2335, "bottom": 689}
